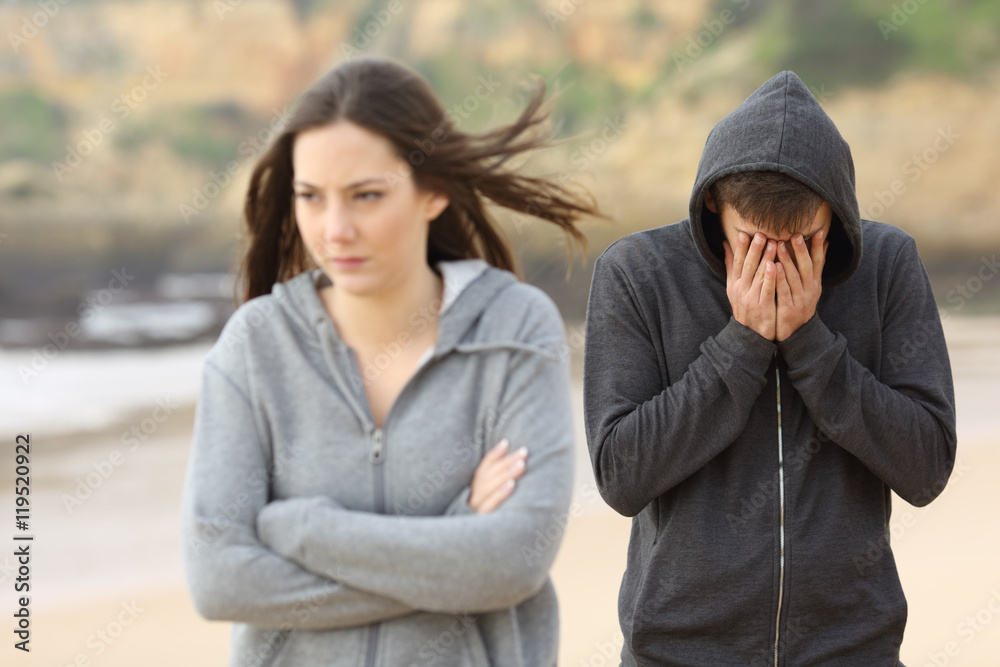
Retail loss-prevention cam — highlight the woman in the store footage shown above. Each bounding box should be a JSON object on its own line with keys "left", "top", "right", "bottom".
{"left": 180, "top": 56, "right": 601, "bottom": 666}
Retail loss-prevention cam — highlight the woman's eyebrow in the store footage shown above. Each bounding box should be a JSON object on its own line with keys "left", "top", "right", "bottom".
{"left": 292, "top": 177, "right": 388, "bottom": 190}
{"left": 344, "top": 177, "right": 388, "bottom": 189}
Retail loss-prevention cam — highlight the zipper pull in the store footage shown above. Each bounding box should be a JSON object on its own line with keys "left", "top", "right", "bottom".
{"left": 369, "top": 427, "right": 385, "bottom": 464}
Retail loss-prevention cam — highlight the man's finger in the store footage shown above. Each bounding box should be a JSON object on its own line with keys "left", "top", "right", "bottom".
{"left": 742, "top": 233, "right": 765, "bottom": 284}
{"left": 776, "top": 262, "right": 793, "bottom": 306}
{"left": 810, "top": 229, "right": 827, "bottom": 280}
{"left": 792, "top": 233, "right": 813, "bottom": 285}
{"left": 732, "top": 232, "right": 749, "bottom": 282}
{"left": 777, "top": 241, "right": 804, "bottom": 301}
{"left": 724, "top": 240, "right": 733, "bottom": 288}
{"left": 760, "top": 259, "right": 776, "bottom": 304}
{"left": 747, "top": 240, "right": 774, "bottom": 294}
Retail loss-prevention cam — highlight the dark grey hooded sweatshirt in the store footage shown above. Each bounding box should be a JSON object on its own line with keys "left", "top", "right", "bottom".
{"left": 583, "top": 71, "right": 957, "bottom": 666}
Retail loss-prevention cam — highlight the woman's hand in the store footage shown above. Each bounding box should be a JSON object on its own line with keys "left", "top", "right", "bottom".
{"left": 468, "top": 439, "right": 528, "bottom": 514}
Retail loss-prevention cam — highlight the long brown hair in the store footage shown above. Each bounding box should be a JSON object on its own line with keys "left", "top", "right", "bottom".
{"left": 234, "top": 56, "right": 603, "bottom": 305}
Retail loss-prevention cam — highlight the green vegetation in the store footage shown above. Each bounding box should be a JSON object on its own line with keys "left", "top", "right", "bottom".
{"left": 288, "top": 0, "right": 348, "bottom": 22}
{"left": 114, "top": 102, "right": 269, "bottom": 167}
{"left": 0, "top": 89, "right": 68, "bottom": 162}
{"left": 537, "top": 62, "right": 628, "bottom": 136}
{"left": 749, "top": 0, "right": 1000, "bottom": 86}
{"left": 630, "top": 6, "right": 662, "bottom": 30}
{"left": 5, "top": 0, "right": 1000, "bottom": 170}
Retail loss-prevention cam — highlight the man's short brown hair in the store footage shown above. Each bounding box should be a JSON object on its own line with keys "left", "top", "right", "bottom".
{"left": 708, "top": 170, "right": 825, "bottom": 237}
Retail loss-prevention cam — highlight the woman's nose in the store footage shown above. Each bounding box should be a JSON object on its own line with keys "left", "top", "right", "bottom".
{"left": 323, "top": 206, "right": 356, "bottom": 243}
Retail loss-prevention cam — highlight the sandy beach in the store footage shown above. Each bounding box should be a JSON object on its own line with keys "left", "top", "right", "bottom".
{"left": 1, "top": 315, "right": 998, "bottom": 666}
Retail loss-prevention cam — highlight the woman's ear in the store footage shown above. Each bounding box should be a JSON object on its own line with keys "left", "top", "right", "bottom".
{"left": 424, "top": 190, "right": 450, "bottom": 222}
{"left": 703, "top": 189, "right": 718, "bottom": 214}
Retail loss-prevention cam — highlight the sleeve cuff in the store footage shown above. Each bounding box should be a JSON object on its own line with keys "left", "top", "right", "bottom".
{"left": 776, "top": 312, "right": 836, "bottom": 368}
{"left": 443, "top": 487, "right": 475, "bottom": 516}
{"left": 712, "top": 316, "right": 777, "bottom": 376}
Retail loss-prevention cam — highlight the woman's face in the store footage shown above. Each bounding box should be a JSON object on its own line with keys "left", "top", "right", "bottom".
{"left": 291, "top": 121, "right": 449, "bottom": 298}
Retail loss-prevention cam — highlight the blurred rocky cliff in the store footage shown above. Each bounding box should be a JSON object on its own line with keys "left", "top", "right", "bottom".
{"left": 2, "top": 0, "right": 999, "bottom": 347}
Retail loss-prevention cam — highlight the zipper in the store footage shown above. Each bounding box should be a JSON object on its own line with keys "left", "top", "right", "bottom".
{"left": 362, "top": 428, "right": 386, "bottom": 667}
{"left": 344, "top": 347, "right": 432, "bottom": 667}
{"left": 370, "top": 428, "right": 386, "bottom": 513}
{"left": 364, "top": 431, "right": 387, "bottom": 667}
{"left": 370, "top": 428, "right": 385, "bottom": 464}
{"left": 773, "top": 350, "right": 786, "bottom": 667}
{"left": 365, "top": 622, "right": 380, "bottom": 667}
{"left": 317, "top": 297, "right": 443, "bottom": 667}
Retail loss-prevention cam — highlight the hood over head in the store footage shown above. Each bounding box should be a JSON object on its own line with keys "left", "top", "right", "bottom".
{"left": 688, "top": 71, "right": 861, "bottom": 287}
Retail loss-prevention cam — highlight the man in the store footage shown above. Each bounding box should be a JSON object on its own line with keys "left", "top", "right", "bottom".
{"left": 582, "top": 71, "right": 956, "bottom": 666}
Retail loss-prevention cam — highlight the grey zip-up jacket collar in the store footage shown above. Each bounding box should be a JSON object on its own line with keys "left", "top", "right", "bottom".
{"left": 583, "top": 71, "right": 956, "bottom": 666}
{"left": 181, "top": 259, "right": 575, "bottom": 667}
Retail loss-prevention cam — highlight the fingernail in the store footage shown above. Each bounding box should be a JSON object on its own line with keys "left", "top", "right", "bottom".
{"left": 509, "top": 459, "right": 525, "bottom": 472}
{"left": 495, "top": 439, "right": 509, "bottom": 452}
{"left": 515, "top": 446, "right": 528, "bottom": 457}
{"left": 739, "top": 232, "right": 748, "bottom": 243}
{"left": 796, "top": 235, "right": 805, "bottom": 245}
{"left": 778, "top": 241, "right": 786, "bottom": 252}
{"left": 767, "top": 242, "right": 775, "bottom": 253}
{"left": 753, "top": 234, "right": 762, "bottom": 245}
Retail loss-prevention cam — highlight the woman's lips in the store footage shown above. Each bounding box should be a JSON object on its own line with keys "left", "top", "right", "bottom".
{"left": 331, "top": 257, "right": 366, "bottom": 268}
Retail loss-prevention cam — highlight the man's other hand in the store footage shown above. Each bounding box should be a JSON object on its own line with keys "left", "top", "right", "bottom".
{"left": 723, "top": 231, "right": 777, "bottom": 341}
{"left": 775, "top": 230, "right": 828, "bottom": 341}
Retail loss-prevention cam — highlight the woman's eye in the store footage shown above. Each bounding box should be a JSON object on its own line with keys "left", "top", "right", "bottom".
{"left": 294, "top": 192, "right": 319, "bottom": 202}
{"left": 355, "top": 191, "right": 383, "bottom": 202}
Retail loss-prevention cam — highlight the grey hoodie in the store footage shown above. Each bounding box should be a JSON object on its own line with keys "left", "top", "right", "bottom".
{"left": 583, "top": 71, "right": 956, "bottom": 666}
{"left": 181, "top": 258, "right": 575, "bottom": 667}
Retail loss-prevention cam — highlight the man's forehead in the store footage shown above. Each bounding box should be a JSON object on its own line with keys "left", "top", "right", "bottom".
{"left": 723, "top": 203, "right": 830, "bottom": 241}
{"left": 732, "top": 221, "right": 826, "bottom": 241}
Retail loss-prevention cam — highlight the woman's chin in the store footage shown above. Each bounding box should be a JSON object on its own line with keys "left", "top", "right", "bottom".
{"left": 324, "top": 272, "right": 381, "bottom": 298}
